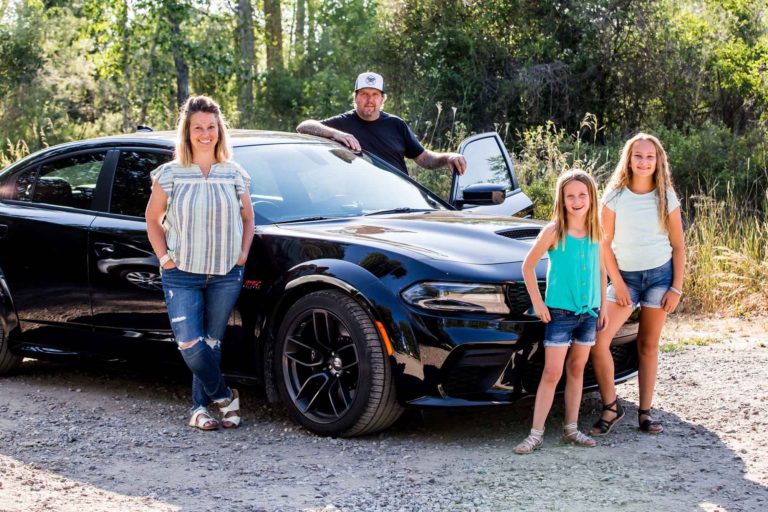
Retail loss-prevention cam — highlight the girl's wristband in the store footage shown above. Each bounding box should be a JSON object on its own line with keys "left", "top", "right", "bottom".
{"left": 669, "top": 286, "right": 683, "bottom": 296}
{"left": 159, "top": 254, "right": 172, "bottom": 266}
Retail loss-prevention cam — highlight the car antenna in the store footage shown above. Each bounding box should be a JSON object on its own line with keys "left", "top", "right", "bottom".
{"left": 135, "top": 125, "right": 154, "bottom": 132}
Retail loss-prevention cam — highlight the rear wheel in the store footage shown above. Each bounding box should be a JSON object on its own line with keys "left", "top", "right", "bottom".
{"left": 0, "top": 325, "right": 22, "bottom": 375}
{"left": 275, "top": 290, "right": 403, "bottom": 437}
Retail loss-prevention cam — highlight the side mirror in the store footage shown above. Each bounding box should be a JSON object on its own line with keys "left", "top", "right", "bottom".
{"left": 457, "top": 183, "right": 506, "bottom": 207}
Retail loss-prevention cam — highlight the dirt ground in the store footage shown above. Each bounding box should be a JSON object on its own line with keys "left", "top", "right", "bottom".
{"left": 0, "top": 314, "right": 767, "bottom": 512}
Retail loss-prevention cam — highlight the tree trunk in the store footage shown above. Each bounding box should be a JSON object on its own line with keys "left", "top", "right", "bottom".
{"left": 235, "top": 0, "right": 256, "bottom": 125}
{"left": 171, "top": 21, "right": 189, "bottom": 108}
{"left": 167, "top": 1, "right": 189, "bottom": 108}
{"left": 306, "top": 0, "right": 315, "bottom": 63}
{"left": 119, "top": 0, "right": 133, "bottom": 132}
{"left": 138, "top": 18, "right": 162, "bottom": 125}
{"left": 263, "top": 0, "right": 283, "bottom": 71}
{"left": 295, "top": 0, "right": 305, "bottom": 59}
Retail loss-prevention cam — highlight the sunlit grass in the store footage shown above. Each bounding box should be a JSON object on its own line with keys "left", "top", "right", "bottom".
{"left": 684, "top": 192, "right": 768, "bottom": 316}
{"left": 660, "top": 335, "right": 719, "bottom": 353}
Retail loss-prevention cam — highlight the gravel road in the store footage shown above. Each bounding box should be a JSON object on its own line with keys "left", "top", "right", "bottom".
{"left": 1, "top": 315, "right": 767, "bottom": 512}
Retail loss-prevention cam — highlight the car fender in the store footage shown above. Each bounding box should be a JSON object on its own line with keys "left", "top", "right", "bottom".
{"left": 276, "top": 259, "right": 419, "bottom": 357}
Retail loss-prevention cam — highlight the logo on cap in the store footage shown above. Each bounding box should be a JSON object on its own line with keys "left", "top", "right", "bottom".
{"left": 365, "top": 75, "right": 377, "bottom": 85}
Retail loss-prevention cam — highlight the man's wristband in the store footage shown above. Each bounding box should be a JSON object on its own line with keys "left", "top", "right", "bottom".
{"left": 159, "top": 254, "right": 172, "bottom": 266}
{"left": 669, "top": 286, "right": 683, "bottom": 296}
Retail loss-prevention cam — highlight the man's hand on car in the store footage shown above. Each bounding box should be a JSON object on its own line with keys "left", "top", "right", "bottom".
{"left": 446, "top": 153, "right": 467, "bottom": 175}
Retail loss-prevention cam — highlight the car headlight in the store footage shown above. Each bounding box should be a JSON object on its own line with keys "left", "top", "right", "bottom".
{"left": 401, "top": 282, "right": 510, "bottom": 315}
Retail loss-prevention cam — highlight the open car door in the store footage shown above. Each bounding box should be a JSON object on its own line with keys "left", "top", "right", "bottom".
{"left": 449, "top": 132, "right": 533, "bottom": 217}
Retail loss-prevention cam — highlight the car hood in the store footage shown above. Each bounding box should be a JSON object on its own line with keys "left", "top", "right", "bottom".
{"left": 274, "top": 211, "right": 542, "bottom": 264}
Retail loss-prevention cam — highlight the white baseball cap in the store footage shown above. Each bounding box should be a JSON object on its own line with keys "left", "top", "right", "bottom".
{"left": 354, "top": 72, "right": 384, "bottom": 92}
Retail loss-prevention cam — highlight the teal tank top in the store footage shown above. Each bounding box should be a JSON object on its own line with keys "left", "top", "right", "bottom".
{"left": 544, "top": 233, "right": 601, "bottom": 316}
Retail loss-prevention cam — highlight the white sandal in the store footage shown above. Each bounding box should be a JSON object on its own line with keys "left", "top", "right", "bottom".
{"left": 513, "top": 428, "right": 544, "bottom": 454}
{"left": 188, "top": 407, "right": 219, "bottom": 431}
{"left": 216, "top": 388, "right": 241, "bottom": 429}
{"left": 563, "top": 423, "right": 596, "bottom": 447}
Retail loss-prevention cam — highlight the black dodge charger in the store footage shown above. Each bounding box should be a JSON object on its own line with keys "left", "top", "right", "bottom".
{"left": 0, "top": 130, "right": 639, "bottom": 436}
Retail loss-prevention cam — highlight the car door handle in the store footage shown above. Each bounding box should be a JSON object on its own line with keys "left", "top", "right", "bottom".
{"left": 94, "top": 242, "right": 115, "bottom": 254}
{"left": 0, "top": 224, "right": 7, "bottom": 239}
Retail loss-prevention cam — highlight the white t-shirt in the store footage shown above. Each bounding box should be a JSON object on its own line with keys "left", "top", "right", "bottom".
{"left": 602, "top": 187, "right": 680, "bottom": 271}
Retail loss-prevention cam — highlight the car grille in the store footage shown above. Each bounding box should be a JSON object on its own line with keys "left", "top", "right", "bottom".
{"left": 505, "top": 280, "right": 546, "bottom": 318}
{"left": 442, "top": 346, "right": 517, "bottom": 396}
{"left": 496, "top": 228, "right": 541, "bottom": 239}
{"left": 522, "top": 342, "right": 638, "bottom": 393}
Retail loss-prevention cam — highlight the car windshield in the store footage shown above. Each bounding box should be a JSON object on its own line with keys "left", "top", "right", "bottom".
{"left": 234, "top": 144, "right": 448, "bottom": 223}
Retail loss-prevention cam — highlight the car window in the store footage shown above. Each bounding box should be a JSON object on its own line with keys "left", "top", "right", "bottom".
{"left": 233, "top": 145, "right": 447, "bottom": 223}
{"left": 111, "top": 150, "right": 172, "bottom": 217}
{"left": 12, "top": 153, "right": 105, "bottom": 209}
{"left": 456, "top": 135, "right": 514, "bottom": 200}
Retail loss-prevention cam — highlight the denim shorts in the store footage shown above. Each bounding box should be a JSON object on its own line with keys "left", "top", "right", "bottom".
{"left": 607, "top": 259, "right": 673, "bottom": 309}
{"left": 543, "top": 308, "right": 598, "bottom": 347}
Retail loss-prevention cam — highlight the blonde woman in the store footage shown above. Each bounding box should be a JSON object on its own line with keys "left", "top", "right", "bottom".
{"left": 146, "top": 95, "right": 254, "bottom": 430}
{"left": 590, "top": 133, "right": 685, "bottom": 436}
{"left": 514, "top": 170, "right": 608, "bottom": 454}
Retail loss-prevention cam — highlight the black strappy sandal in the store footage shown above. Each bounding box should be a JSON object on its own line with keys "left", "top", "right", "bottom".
{"left": 590, "top": 398, "right": 625, "bottom": 437}
{"left": 638, "top": 408, "right": 663, "bottom": 434}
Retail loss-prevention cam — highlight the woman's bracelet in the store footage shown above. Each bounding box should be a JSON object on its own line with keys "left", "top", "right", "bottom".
{"left": 669, "top": 286, "right": 683, "bottom": 296}
{"left": 159, "top": 254, "right": 172, "bottom": 266}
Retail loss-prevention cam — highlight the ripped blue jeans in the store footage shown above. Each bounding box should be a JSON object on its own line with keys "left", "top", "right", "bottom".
{"left": 161, "top": 264, "right": 244, "bottom": 410}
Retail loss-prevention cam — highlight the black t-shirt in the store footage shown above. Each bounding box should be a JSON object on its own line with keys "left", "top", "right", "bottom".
{"left": 321, "top": 110, "right": 425, "bottom": 175}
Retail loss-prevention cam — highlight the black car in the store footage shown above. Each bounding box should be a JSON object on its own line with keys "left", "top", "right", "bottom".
{"left": 0, "top": 130, "right": 639, "bottom": 436}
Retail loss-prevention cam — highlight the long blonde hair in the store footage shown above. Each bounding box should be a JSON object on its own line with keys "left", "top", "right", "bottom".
{"left": 551, "top": 169, "right": 601, "bottom": 246}
{"left": 174, "top": 95, "right": 232, "bottom": 166}
{"left": 604, "top": 133, "right": 675, "bottom": 232}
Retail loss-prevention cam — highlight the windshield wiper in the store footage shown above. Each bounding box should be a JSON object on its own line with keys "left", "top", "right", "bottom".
{"left": 364, "top": 207, "right": 435, "bottom": 216}
{"left": 277, "top": 216, "right": 333, "bottom": 224}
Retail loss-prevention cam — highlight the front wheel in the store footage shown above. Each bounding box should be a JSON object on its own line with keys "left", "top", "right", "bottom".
{"left": 274, "top": 290, "right": 403, "bottom": 437}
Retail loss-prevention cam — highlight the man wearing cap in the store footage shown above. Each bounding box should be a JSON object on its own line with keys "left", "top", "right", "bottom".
{"left": 296, "top": 72, "right": 466, "bottom": 176}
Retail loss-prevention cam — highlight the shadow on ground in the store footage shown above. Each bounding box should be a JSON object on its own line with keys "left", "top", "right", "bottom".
{"left": 1, "top": 359, "right": 765, "bottom": 511}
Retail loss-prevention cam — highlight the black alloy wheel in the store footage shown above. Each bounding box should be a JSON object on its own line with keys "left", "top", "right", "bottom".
{"left": 275, "top": 290, "right": 402, "bottom": 437}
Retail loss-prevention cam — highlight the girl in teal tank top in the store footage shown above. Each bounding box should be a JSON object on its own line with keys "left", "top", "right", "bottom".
{"left": 513, "top": 169, "right": 608, "bottom": 454}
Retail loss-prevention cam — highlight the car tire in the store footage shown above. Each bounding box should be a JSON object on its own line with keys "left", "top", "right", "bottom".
{"left": 0, "top": 324, "right": 21, "bottom": 375}
{"left": 275, "top": 290, "right": 403, "bottom": 437}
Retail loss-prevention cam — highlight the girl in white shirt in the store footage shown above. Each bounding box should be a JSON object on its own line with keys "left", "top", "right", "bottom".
{"left": 590, "top": 133, "right": 685, "bottom": 436}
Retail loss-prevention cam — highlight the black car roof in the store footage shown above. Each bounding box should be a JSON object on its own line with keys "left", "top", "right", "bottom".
{"left": 92, "top": 129, "right": 323, "bottom": 147}
{"left": 1, "top": 130, "right": 331, "bottom": 173}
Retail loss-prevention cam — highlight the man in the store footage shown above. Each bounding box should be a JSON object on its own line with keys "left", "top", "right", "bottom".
{"left": 296, "top": 72, "right": 466, "bottom": 176}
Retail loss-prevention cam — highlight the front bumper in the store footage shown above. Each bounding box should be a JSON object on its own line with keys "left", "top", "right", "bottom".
{"left": 396, "top": 312, "right": 639, "bottom": 407}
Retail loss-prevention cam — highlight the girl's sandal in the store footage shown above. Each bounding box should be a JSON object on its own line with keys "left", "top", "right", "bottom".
{"left": 590, "top": 398, "right": 625, "bottom": 436}
{"left": 563, "top": 423, "right": 596, "bottom": 447}
{"left": 188, "top": 407, "right": 220, "bottom": 431}
{"left": 216, "top": 388, "right": 241, "bottom": 429}
{"left": 513, "top": 428, "right": 544, "bottom": 454}
{"left": 638, "top": 408, "right": 663, "bottom": 434}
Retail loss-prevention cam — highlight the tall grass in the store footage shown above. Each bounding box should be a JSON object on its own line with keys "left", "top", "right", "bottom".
{"left": 0, "top": 139, "right": 32, "bottom": 169}
{"left": 684, "top": 192, "right": 768, "bottom": 315}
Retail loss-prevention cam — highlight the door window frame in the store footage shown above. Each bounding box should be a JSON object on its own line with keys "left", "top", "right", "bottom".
{"left": 103, "top": 146, "right": 174, "bottom": 219}
{"left": 449, "top": 132, "right": 522, "bottom": 207}
{"left": 1, "top": 149, "right": 116, "bottom": 213}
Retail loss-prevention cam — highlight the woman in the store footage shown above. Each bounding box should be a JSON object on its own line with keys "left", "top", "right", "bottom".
{"left": 146, "top": 95, "right": 254, "bottom": 430}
